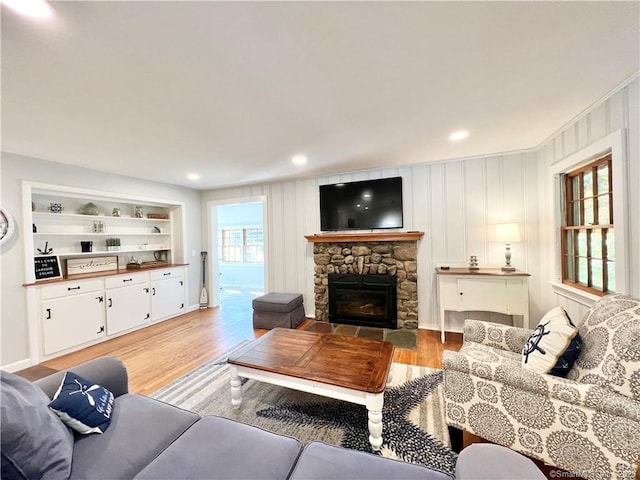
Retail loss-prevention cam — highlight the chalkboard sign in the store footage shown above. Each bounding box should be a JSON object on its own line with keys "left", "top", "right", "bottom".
{"left": 34, "top": 255, "right": 62, "bottom": 280}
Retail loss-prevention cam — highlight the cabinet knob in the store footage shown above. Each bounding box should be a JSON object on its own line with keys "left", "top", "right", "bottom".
{"left": 459, "top": 292, "right": 463, "bottom": 296}
{"left": 68, "top": 286, "right": 81, "bottom": 291}
{"left": 163, "top": 272, "right": 171, "bottom": 276}
{"left": 145, "top": 313, "right": 150, "bottom": 320}
{"left": 123, "top": 278, "right": 133, "bottom": 283}
{"left": 45, "top": 308, "right": 52, "bottom": 320}
{"left": 108, "top": 298, "right": 113, "bottom": 308}
{"left": 96, "top": 326, "right": 105, "bottom": 334}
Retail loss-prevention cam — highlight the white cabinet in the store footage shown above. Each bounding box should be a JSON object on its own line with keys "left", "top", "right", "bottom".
{"left": 436, "top": 267, "right": 530, "bottom": 342}
{"left": 41, "top": 281, "right": 105, "bottom": 355}
{"left": 105, "top": 273, "right": 151, "bottom": 335}
{"left": 151, "top": 268, "right": 186, "bottom": 322}
{"left": 33, "top": 266, "right": 187, "bottom": 361}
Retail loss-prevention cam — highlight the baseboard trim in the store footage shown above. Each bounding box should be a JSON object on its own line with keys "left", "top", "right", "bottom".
{"left": 2, "top": 358, "right": 33, "bottom": 373}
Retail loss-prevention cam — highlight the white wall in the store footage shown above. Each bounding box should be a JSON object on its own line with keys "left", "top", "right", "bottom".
{"left": 536, "top": 76, "right": 640, "bottom": 323}
{"left": 0, "top": 153, "right": 202, "bottom": 369}
{"left": 201, "top": 152, "right": 542, "bottom": 331}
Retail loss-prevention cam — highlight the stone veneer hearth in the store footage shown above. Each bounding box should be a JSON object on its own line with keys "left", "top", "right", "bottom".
{"left": 312, "top": 241, "right": 418, "bottom": 329}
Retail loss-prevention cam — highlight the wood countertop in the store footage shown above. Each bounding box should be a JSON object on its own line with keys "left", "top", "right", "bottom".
{"left": 24, "top": 263, "right": 189, "bottom": 287}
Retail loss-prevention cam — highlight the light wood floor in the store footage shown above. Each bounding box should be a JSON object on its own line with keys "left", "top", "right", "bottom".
{"left": 37, "top": 306, "right": 463, "bottom": 395}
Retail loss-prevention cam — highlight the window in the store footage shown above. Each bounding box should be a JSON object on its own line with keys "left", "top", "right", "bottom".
{"left": 561, "top": 153, "right": 614, "bottom": 295}
{"left": 221, "top": 229, "right": 242, "bottom": 262}
{"left": 221, "top": 228, "right": 264, "bottom": 263}
{"left": 243, "top": 228, "right": 264, "bottom": 263}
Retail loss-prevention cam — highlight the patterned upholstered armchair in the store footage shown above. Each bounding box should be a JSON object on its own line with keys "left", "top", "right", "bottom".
{"left": 442, "top": 294, "right": 640, "bottom": 480}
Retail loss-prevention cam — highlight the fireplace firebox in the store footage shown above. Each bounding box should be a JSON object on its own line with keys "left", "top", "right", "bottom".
{"left": 328, "top": 273, "right": 397, "bottom": 329}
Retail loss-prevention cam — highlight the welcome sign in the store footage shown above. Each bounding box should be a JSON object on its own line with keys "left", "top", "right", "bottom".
{"left": 66, "top": 256, "right": 118, "bottom": 276}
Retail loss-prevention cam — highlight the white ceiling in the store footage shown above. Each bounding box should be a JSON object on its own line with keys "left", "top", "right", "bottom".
{"left": 2, "top": 1, "right": 639, "bottom": 190}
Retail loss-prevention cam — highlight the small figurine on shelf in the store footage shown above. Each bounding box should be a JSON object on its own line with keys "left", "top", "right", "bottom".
{"left": 112, "top": 208, "right": 121, "bottom": 217}
{"left": 49, "top": 203, "right": 63, "bottom": 214}
{"left": 134, "top": 206, "right": 143, "bottom": 218}
{"left": 37, "top": 241, "right": 53, "bottom": 255}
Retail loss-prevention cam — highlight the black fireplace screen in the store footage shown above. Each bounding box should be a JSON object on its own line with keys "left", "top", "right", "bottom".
{"left": 328, "top": 273, "right": 397, "bottom": 329}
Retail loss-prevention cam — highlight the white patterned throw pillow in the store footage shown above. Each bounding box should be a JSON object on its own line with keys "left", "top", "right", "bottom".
{"left": 522, "top": 306, "right": 582, "bottom": 377}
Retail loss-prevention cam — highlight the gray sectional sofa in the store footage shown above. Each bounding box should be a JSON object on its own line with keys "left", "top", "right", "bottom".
{"left": 2, "top": 356, "right": 544, "bottom": 479}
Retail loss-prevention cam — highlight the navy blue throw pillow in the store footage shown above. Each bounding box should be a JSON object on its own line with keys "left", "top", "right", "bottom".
{"left": 522, "top": 306, "right": 582, "bottom": 377}
{"left": 48, "top": 371, "right": 114, "bottom": 434}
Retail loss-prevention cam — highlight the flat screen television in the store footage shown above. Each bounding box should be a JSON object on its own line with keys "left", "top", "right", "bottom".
{"left": 319, "top": 177, "right": 403, "bottom": 231}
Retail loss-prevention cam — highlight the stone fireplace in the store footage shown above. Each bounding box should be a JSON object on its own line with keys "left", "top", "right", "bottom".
{"left": 307, "top": 232, "right": 422, "bottom": 330}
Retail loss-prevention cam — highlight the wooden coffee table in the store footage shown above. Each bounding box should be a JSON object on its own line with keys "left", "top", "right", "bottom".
{"left": 227, "top": 327, "right": 395, "bottom": 451}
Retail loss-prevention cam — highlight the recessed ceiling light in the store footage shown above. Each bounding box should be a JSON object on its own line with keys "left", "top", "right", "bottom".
{"left": 449, "top": 130, "right": 469, "bottom": 141}
{"left": 291, "top": 154, "right": 307, "bottom": 166}
{"left": 1, "top": 0, "right": 53, "bottom": 18}
{"left": 187, "top": 173, "right": 200, "bottom": 181}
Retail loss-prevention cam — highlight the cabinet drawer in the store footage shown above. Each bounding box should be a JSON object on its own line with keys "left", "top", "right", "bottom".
{"left": 150, "top": 267, "right": 183, "bottom": 282}
{"left": 41, "top": 279, "right": 103, "bottom": 300}
{"left": 105, "top": 272, "right": 149, "bottom": 289}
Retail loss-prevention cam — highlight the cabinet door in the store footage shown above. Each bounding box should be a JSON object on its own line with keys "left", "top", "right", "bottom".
{"left": 458, "top": 278, "right": 508, "bottom": 313}
{"left": 106, "top": 284, "right": 151, "bottom": 335}
{"left": 42, "top": 293, "right": 105, "bottom": 355}
{"left": 151, "top": 278, "right": 185, "bottom": 322}
{"left": 505, "top": 278, "right": 529, "bottom": 315}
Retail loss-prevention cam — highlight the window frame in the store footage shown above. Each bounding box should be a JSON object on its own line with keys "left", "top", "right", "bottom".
{"left": 220, "top": 226, "right": 264, "bottom": 264}
{"left": 560, "top": 154, "right": 613, "bottom": 296}
{"left": 551, "top": 130, "right": 629, "bottom": 302}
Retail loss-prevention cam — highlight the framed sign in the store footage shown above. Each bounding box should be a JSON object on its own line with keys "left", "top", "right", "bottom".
{"left": 34, "top": 256, "right": 62, "bottom": 280}
{"left": 66, "top": 256, "right": 118, "bottom": 276}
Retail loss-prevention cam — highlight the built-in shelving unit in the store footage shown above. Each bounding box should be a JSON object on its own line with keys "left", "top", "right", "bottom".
{"left": 21, "top": 181, "right": 189, "bottom": 364}
{"left": 23, "top": 182, "right": 186, "bottom": 280}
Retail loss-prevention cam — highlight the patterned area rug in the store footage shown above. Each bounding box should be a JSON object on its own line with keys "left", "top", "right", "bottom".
{"left": 152, "top": 341, "right": 457, "bottom": 476}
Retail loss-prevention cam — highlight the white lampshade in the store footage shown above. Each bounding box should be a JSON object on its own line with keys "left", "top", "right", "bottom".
{"left": 496, "top": 223, "right": 521, "bottom": 243}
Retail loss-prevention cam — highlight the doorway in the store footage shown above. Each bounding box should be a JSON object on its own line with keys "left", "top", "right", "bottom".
{"left": 209, "top": 197, "right": 267, "bottom": 316}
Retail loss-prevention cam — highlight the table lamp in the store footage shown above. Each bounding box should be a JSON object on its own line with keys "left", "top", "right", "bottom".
{"left": 496, "top": 223, "right": 521, "bottom": 271}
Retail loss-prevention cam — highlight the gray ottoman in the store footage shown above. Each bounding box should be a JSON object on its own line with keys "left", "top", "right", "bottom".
{"left": 252, "top": 292, "right": 305, "bottom": 329}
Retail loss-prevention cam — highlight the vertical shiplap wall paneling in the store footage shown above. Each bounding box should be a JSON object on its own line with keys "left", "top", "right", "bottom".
{"left": 523, "top": 151, "right": 543, "bottom": 322}
{"left": 485, "top": 156, "right": 505, "bottom": 266}
{"left": 302, "top": 178, "right": 320, "bottom": 314}
{"left": 268, "top": 183, "right": 285, "bottom": 290}
{"left": 409, "top": 165, "right": 433, "bottom": 328}
{"left": 444, "top": 162, "right": 466, "bottom": 261}
{"left": 429, "top": 163, "right": 447, "bottom": 264}
{"left": 463, "top": 158, "right": 488, "bottom": 264}
{"left": 627, "top": 80, "right": 640, "bottom": 295}
{"left": 502, "top": 154, "right": 527, "bottom": 270}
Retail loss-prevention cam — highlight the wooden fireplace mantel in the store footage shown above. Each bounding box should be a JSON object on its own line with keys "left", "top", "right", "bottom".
{"left": 304, "top": 231, "right": 424, "bottom": 243}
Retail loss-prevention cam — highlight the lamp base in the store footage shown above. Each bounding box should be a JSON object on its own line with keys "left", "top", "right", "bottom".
{"left": 501, "top": 266, "right": 516, "bottom": 272}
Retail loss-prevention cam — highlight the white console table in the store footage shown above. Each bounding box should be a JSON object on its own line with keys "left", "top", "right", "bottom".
{"left": 435, "top": 267, "right": 530, "bottom": 343}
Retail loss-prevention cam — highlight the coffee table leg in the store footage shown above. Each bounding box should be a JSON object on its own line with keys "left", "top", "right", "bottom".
{"left": 230, "top": 366, "right": 243, "bottom": 408}
{"left": 366, "top": 393, "right": 384, "bottom": 451}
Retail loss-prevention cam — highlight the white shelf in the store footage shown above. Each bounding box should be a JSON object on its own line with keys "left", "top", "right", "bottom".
{"left": 36, "top": 248, "right": 172, "bottom": 257}
{"left": 33, "top": 233, "right": 171, "bottom": 236}
{"left": 32, "top": 212, "right": 171, "bottom": 222}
